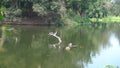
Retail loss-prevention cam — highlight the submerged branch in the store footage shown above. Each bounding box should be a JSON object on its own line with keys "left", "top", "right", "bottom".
{"left": 48, "top": 31, "right": 62, "bottom": 44}
{"left": 48, "top": 31, "right": 79, "bottom": 50}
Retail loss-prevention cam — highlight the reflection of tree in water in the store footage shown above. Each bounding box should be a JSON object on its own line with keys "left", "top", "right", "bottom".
{"left": 0, "top": 26, "right": 7, "bottom": 53}
{"left": 110, "top": 24, "right": 120, "bottom": 45}
{"left": 0, "top": 25, "right": 112, "bottom": 68}
{"left": 0, "top": 26, "right": 54, "bottom": 68}
{"left": 59, "top": 25, "right": 110, "bottom": 68}
{"left": 0, "top": 26, "right": 6, "bottom": 47}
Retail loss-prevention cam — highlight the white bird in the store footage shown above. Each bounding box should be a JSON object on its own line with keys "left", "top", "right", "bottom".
{"left": 65, "top": 46, "right": 71, "bottom": 51}
{"left": 68, "top": 43, "right": 72, "bottom": 47}
{"left": 65, "top": 43, "right": 77, "bottom": 51}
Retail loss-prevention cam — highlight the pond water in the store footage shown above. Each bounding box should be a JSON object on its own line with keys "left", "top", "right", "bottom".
{"left": 0, "top": 24, "right": 120, "bottom": 68}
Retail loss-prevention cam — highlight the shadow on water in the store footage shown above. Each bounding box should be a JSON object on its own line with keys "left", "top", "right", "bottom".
{"left": 0, "top": 23, "right": 120, "bottom": 68}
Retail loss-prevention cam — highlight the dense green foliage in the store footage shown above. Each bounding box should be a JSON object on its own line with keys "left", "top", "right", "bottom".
{"left": 0, "top": 0, "right": 120, "bottom": 25}
{"left": 109, "top": 0, "right": 120, "bottom": 16}
{"left": 0, "top": 7, "right": 5, "bottom": 25}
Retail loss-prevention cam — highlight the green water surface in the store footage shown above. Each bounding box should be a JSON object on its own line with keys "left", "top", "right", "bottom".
{"left": 0, "top": 24, "right": 120, "bottom": 68}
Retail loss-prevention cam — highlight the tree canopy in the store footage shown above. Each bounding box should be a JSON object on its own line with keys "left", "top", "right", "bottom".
{"left": 0, "top": 0, "right": 119, "bottom": 24}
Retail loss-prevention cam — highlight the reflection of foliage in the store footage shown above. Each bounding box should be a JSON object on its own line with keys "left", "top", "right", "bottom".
{"left": 0, "top": 25, "right": 17, "bottom": 50}
{"left": 0, "top": 24, "right": 117, "bottom": 68}
{"left": 109, "top": 23, "right": 120, "bottom": 46}
{"left": 60, "top": 24, "right": 110, "bottom": 67}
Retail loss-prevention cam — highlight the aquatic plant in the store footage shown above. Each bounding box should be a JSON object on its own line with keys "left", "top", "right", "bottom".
{"left": 104, "top": 65, "right": 119, "bottom": 68}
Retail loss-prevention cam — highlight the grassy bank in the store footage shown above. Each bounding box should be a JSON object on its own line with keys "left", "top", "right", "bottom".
{"left": 91, "top": 16, "right": 120, "bottom": 23}
{"left": 65, "top": 16, "right": 120, "bottom": 27}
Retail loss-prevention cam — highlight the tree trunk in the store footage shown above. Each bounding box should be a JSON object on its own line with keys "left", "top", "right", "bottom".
{"left": 60, "top": 0, "right": 66, "bottom": 18}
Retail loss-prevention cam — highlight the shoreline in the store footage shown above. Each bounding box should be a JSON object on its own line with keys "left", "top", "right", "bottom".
{"left": 2, "top": 21, "right": 56, "bottom": 26}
